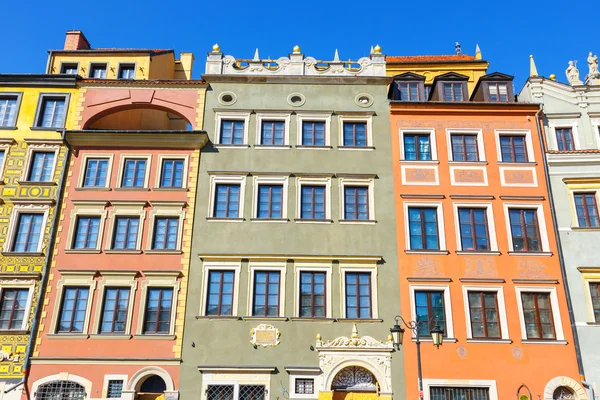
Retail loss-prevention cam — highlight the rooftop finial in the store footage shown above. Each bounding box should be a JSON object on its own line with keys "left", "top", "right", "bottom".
{"left": 293, "top": 45, "right": 300, "bottom": 53}
{"left": 212, "top": 43, "right": 220, "bottom": 52}
{"left": 475, "top": 44, "right": 482, "bottom": 60}
{"left": 373, "top": 44, "right": 382, "bottom": 54}
{"left": 455, "top": 42, "right": 462, "bottom": 55}
{"left": 334, "top": 49, "right": 340, "bottom": 61}
{"left": 370, "top": 45, "right": 374, "bottom": 54}
{"left": 529, "top": 55, "right": 538, "bottom": 77}
{"left": 351, "top": 324, "right": 359, "bottom": 339}
{"left": 253, "top": 48, "right": 260, "bottom": 61}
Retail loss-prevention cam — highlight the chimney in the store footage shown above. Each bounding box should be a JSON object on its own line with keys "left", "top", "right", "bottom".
{"left": 64, "top": 30, "right": 91, "bottom": 51}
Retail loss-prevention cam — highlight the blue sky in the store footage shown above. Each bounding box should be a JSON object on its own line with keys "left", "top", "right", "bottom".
{"left": 1, "top": 0, "right": 596, "bottom": 90}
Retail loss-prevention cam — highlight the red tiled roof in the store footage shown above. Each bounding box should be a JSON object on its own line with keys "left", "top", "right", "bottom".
{"left": 386, "top": 54, "right": 478, "bottom": 62}
{"left": 547, "top": 150, "right": 600, "bottom": 154}
{"left": 81, "top": 79, "right": 205, "bottom": 85}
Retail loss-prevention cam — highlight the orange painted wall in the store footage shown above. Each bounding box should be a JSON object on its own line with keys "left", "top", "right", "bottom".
{"left": 390, "top": 103, "right": 582, "bottom": 399}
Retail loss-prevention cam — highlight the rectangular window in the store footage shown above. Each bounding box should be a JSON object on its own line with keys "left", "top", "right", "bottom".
{"left": 556, "top": 128, "right": 574, "bottom": 151}
{"left": 509, "top": 209, "right": 541, "bottom": 252}
{"left": 73, "top": 216, "right": 101, "bottom": 249}
{"left": 345, "top": 272, "right": 371, "bottom": 319}
{"left": 404, "top": 134, "right": 431, "bottom": 161}
{"left": 521, "top": 292, "right": 555, "bottom": 339}
{"left": 99, "top": 287, "right": 130, "bottom": 333}
{"left": 344, "top": 186, "right": 369, "bottom": 220}
{"left": 458, "top": 208, "right": 490, "bottom": 251}
{"left": 590, "top": 283, "right": 600, "bottom": 322}
{"left": 500, "top": 136, "right": 528, "bottom": 162}
{"left": 143, "top": 288, "right": 173, "bottom": 334}
{"left": 408, "top": 207, "right": 439, "bottom": 250}
{"left": 430, "top": 387, "right": 490, "bottom": 400}
{"left": 89, "top": 64, "right": 107, "bottom": 79}
{"left": 0, "top": 96, "right": 18, "bottom": 127}
{"left": 343, "top": 122, "right": 367, "bottom": 147}
{"left": 106, "top": 380, "right": 124, "bottom": 399}
{"left": 152, "top": 217, "right": 179, "bottom": 250}
{"left": 257, "top": 185, "right": 283, "bottom": 219}
{"left": 261, "top": 121, "right": 285, "bottom": 145}
{"left": 83, "top": 158, "right": 109, "bottom": 187}
{"left": 415, "top": 290, "right": 446, "bottom": 336}
{"left": 160, "top": 159, "right": 184, "bottom": 188}
{"left": 57, "top": 287, "right": 89, "bottom": 333}
{"left": 302, "top": 121, "right": 325, "bottom": 146}
{"left": 451, "top": 134, "right": 479, "bottom": 161}
{"left": 37, "top": 97, "right": 66, "bottom": 128}
{"left": 206, "top": 271, "right": 235, "bottom": 316}
{"left": 214, "top": 184, "right": 240, "bottom": 218}
{"left": 301, "top": 186, "right": 325, "bottom": 220}
{"left": 299, "top": 271, "right": 326, "bottom": 318}
{"left": 112, "top": 217, "right": 139, "bottom": 250}
{"left": 12, "top": 213, "right": 43, "bottom": 252}
{"left": 220, "top": 120, "right": 244, "bottom": 145}
{"left": 295, "top": 379, "right": 314, "bottom": 395}
{"left": 239, "top": 385, "right": 265, "bottom": 400}
{"left": 488, "top": 83, "right": 509, "bottom": 102}
{"left": 207, "top": 385, "right": 234, "bottom": 400}
{"left": 0, "top": 288, "right": 29, "bottom": 330}
{"left": 574, "top": 193, "right": 600, "bottom": 228}
{"left": 60, "top": 64, "right": 78, "bottom": 75}
{"left": 121, "top": 159, "right": 146, "bottom": 188}
{"left": 468, "top": 291, "right": 501, "bottom": 338}
{"left": 443, "top": 82, "right": 464, "bottom": 101}
{"left": 252, "top": 271, "right": 280, "bottom": 317}
{"left": 118, "top": 64, "right": 135, "bottom": 79}
{"left": 27, "top": 151, "right": 55, "bottom": 182}
{"left": 424, "top": 85, "right": 432, "bottom": 100}
{"left": 398, "top": 82, "right": 420, "bottom": 101}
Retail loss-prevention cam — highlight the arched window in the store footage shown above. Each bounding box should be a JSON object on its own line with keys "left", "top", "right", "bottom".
{"left": 139, "top": 375, "right": 167, "bottom": 393}
{"left": 36, "top": 381, "right": 86, "bottom": 400}
{"left": 331, "top": 366, "right": 377, "bottom": 391}
{"left": 553, "top": 387, "right": 576, "bottom": 400}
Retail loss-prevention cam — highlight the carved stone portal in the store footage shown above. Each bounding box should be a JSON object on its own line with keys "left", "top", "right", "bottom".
{"left": 332, "top": 366, "right": 377, "bottom": 391}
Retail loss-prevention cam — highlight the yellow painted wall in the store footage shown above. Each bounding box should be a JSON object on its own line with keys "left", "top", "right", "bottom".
{"left": 0, "top": 85, "right": 77, "bottom": 379}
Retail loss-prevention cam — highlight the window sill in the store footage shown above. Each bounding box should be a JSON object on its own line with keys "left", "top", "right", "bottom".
{"left": 206, "top": 217, "right": 245, "bottom": 222}
{"left": 113, "top": 187, "right": 150, "bottom": 191}
{"left": 214, "top": 144, "right": 251, "bottom": 149}
{"left": 295, "top": 145, "right": 333, "bottom": 150}
{"left": 46, "top": 334, "right": 89, "bottom": 340}
{"left": 103, "top": 250, "right": 142, "bottom": 254}
{"left": 405, "top": 250, "right": 450, "bottom": 255}
{"left": 289, "top": 318, "right": 336, "bottom": 322}
{"left": 64, "top": 249, "right": 102, "bottom": 254}
{"left": 0, "top": 330, "right": 29, "bottom": 335}
{"left": 571, "top": 227, "right": 600, "bottom": 231}
{"left": 1, "top": 251, "right": 44, "bottom": 257}
{"left": 336, "top": 318, "right": 383, "bottom": 323}
{"left": 0, "top": 126, "right": 17, "bottom": 130}
{"left": 412, "top": 337, "right": 458, "bottom": 343}
{"left": 294, "top": 219, "right": 334, "bottom": 224}
{"left": 254, "top": 145, "right": 292, "bottom": 149}
{"left": 241, "top": 316, "right": 289, "bottom": 321}
{"left": 17, "top": 180, "right": 56, "bottom": 186}
{"left": 89, "top": 334, "right": 132, "bottom": 340}
{"left": 456, "top": 251, "right": 501, "bottom": 256}
{"left": 466, "top": 338, "right": 512, "bottom": 344}
{"left": 585, "top": 322, "right": 600, "bottom": 326}
{"left": 521, "top": 339, "right": 567, "bottom": 345}
{"left": 153, "top": 187, "right": 188, "bottom": 191}
{"left": 74, "top": 187, "right": 111, "bottom": 191}
{"left": 30, "top": 126, "right": 64, "bottom": 131}
{"left": 337, "top": 146, "right": 375, "bottom": 151}
{"left": 133, "top": 334, "right": 176, "bottom": 340}
{"left": 144, "top": 249, "right": 183, "bottom": 254}
{"left": 497, "top": 161, "right": 537, "bottom": 166}
{"left": 507, "top": 251, "right": 553, "bottom": 256}
{"left": 399, "top": 160, "right": 440, "bottom": 165}
{"left": 339, "top": 219, "right": 377, "bottom": 225}
{"left": 250, "top": 218, "right": 290, "bottom": 223}
{"left": 195, "top": 316, "right": 241, "bottom": 320}
{"left": 448, "top": 161, "right": 488, "bottom": 165}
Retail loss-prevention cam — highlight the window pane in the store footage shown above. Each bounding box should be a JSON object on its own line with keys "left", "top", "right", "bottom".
{"left": 261, "top": 121, "right": 285, "bottom": 145}
{"left": 160, "top": 159, "right": 184, "bottom": 188}
{"left": 415, "top": 291, "right": 445, "bottom": 336}
{"left": 408, "top": 207, "right": 439, "bottom": 250}
{"left": 300, "top": 272, "right": 326, "bottom": 317}
{"left": 112, "top": 217, "right": 139, "bottom": 250}
{"left": 344, "top": 186, "right": 369, "bottom": 220}
{"left": 214, "top": 184, "right": 240, "bottom": 218}
{"left": 345, "top": 272, "right": 371, "bottom": 318}
{"left": 57, "top": 287, "right": 89, "bottom": 333}
{"left": 253, "top": 271, "right": 280, "bottom": 316}
{"left": 28, "top": 151, "right": 55, "bottom": 182}
{"left": 122, "top": 159, "right": 146, "bottom": 188}
{"left": 458, "top": 208, "right": 489, "bottom": 251}
{"left": 301, "top": 186, "right": 326, "bottom": 220}
{"left": 302, "top": 121, "right": 325, "bottom": 146}
{"left": 73, "top": 216, "right": 100, "bottom": 249}
{"left": 343, "top": 122, "right": 367, "bottom": 147}
{"left": 521, "top": 292, "right": 555, "bottom": 339}
{"left": 0, "top": 288, "right": 29, "bottom": 330}
{"left": 220, "top": 120, "right": 244, "bottom": 145}
{"left": 206, "top": 271, "right": 235, "bottom": 316}
{"left": 39, "top": 98, "right": 66, "bottom": 128}
{"left": 257, "top": 185, "right": 283, "bottom": 219}
{"left": 556, "top": 128, "right": 574, "bottom": 151}
{"left": 153, "top": 217, "right": 179, "bottom": 250}
{"left": 100, "top": 288, "right": 130, "bottom": 333}
{"left": 143, "top": 288, "right": 173, "bottom": 333}
{"left": 83, "top": 159, "right": 108, "bottom": 187}
{"left": 509, "top": 209, "right": 541, "bottom": 252}
{"left": 0, "top": 97, "right": 18, "bottom": 127}
{"left": 12, "top": 213, "right": 43, "bottom": 252}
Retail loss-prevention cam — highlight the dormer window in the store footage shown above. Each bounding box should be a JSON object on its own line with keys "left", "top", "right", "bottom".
{"left": 389, "top": 73, "right": 426, "bottom": 102}
{"left": 443, "top": 83, "right": 465, "bottom": 101}
{"left": 118, "top": 64, "right": 136, "bottom": 80}
{"left": 398, "top": 82, "right": 420, "bottom": 101}
{"left": 60, "top": 63, "right": 78, "bottom": 75}
{"left": 470, "top": 73, "right": 514, "bottom": 102}
{"left": 488, "top": 83, "right": 509, "bottom": 102}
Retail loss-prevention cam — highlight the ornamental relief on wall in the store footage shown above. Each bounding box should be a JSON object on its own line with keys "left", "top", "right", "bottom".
{"left": 464, "top": 258, "right": 498, "bottom": 278}
{"left": 412, "top": 257, "right": 443, "bottom": 277}
{"left": 517, "top": 260, "right": 550, "bottom": 279}
{"left": 395, "top": 120, "right": 530, "bottom": 130}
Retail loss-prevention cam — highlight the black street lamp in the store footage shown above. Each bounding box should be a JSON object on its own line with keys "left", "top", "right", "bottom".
{"left": 390, "top": 315, "right": 444, "bottom": 398}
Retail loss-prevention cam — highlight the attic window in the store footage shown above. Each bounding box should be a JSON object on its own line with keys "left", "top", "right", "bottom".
{"left": 442, "top": 83, "right": 465, "bottom": 101}
{"left": 397, "top": 82, "right": 420, "bottom": 101}
{"left": 488, "top": 83, "right": 509, "bottom": 102}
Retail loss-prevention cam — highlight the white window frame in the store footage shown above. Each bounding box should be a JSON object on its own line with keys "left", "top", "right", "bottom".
{"left": 102, "top": 374, "right": 128, "bottom": 399}
{"left": 2, "top": 204, "right": 50, "bottom": 253}
{"left": 515, "top": 286, "right": 565, "bottom": 341}
{"left": 255, "top": 113, "right": 291, "bottom": 148}
{"left": 288, "top": 372, "right": 322, "bottom": 399}
{"left": 452, "top": 202, "right": 498, "bottom": 252}
{"left": 338, "top": 115, "right": 373, "bottom": 149}
{"left": 200, "top": 373, "right": 271, "bottom": 400}
{"left": 422, "top": 379, "right": 498, "bottom": 400}
{"left": 338, "top": 177, "right": 375, "bottom": 223}
{"left": 409, "top": 284, "right": 454, "bottom": 339}
{"left": 295, "top": 176, "right": 332, "bottom": 223}
{"left": 116, "top": 154, "right": 152, "bottom": 189}
{"left": 21, "top": 143, "right": 60, "bottom": 182}
{"left": 584, "top": 277, "right": 600, "bottom": 323}
{"left": 77, "top": 153, "right": 114, "bottom": 189}
{"left": 399, "top": 128, "right": 438, "bottom": 161}
{"left": 403, "top": 202, "right": 446, "bottom": 251}
{"left": 547, "top": 119, "right": 580, "bottom": 151}
{"left": 252, "top": 175, "right": 289, "bottom": 220}
{"left": 155, "top": 154, "right": 189, "bottom": 189}
{"left": 200, "top": 262, "right": 242, "bottom": 317}
{"left": 208, "top": 174, "right": 247, "bottom": 220}
{"left": 295, "top": 263, "right": 333, "bottom": 318}
{"left": 66, "top": 201, "right": 109, "bottom": 251}
{"left": 502, "top": 203, "right": 550, "bottom": 252}
{"left": 104, "top": 201, "right": 146, "bottom": 251}
{"left": 494, "top": 129, "right": 535, "bottom": 163}
{"left": 568, "top": 189, "right": 600, "bottom": 228}
{"left": 0, "top": 279, "right": 36, "bottom": 331}
{"left": 461, "top": 285, "right": 509, "bottom": 340}
{"left": 50, "top": 271, "right": 97, "bottom": 335}
{"left": 215, "top": 111, "right": 251, "bottom": 146}
{"left": 92, "top": 272, "right": 137, "bottom": 336}
{"left": 296, "top": 112, "right": 332, "bottom": 147}
{"left": 59, "top": 62, "right": 79, "bottom": 75}
{"left": 136, "top": 271, "right": 180, "bottom": 336}
{"left": 446, "top": 128, "right": 485, "bottom": 162}
{"left": 247, "top": 261, "right": 287, "bottom": 317}
{"left": 145, "top": 201, "right": 186, "bottom": 251}
{"left": 340, "top": 263, "right": 378, "bottom": 319}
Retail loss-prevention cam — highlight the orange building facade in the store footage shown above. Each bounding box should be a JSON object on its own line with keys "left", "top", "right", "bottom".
{"left": 388, "top": 59, "right": 586, "bottom": 400}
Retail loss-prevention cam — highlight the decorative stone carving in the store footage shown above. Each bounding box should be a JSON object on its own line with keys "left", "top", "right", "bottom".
{"left": 543, "top": 377, "right": 588, "bottom": 400}
{"left": 504, "top": 170, "right": 535, "bottom": 185}
{"left": 566, "top": 61, "right": 583, "bottom": 86}
{"left": 317, "top": 324, "right": 392, "bottom": 349}
{"left": 517, "top": 260, "right": 549, "bottom": 279}
{"left": 464, "top": 258, "right": 497, "bottom": 277}
{"left": 413, "top": 257, "right": 442, "bottom": 277}
{"left": 454, "top": 169, "right": 484, "bottom": 183}
{"left": 587, "top": 52, "right": 600, "bottom": 85}
{"left": 331, "top": 366, "right": 376, "bottom": 390}
{"left": 249, "top": 324, "right": 280, "bottom": 347}
{"left": 405, "top": 168, "right": 436, "bottom": 182}
{"left": 512, "top": 346, "right": 524, "bottom": 360}
{"left": 456, "top": 345, "right": 468, "bottom": 359}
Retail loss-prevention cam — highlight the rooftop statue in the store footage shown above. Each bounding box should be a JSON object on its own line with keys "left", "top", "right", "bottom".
{"left": 566, "top": 60, "right": 583, "bottom": 85}
{"left": 587, "top": 52, "right": 599, "bottom": 84}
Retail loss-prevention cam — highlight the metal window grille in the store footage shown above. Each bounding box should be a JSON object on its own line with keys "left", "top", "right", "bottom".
{"left": 207, "top": 385, "right": 235, "bottom": 400}
{"left": 430, "top": 387, "right": 489, "bottom": 400}
{"left": 295, "top": 379, "right": 314, "bottom": 395}
{"left": 239, "top": 385, "right": 266, "bottom": 400}
{"left": 35, "top": 381, "right": 86, "bottom": 400}
{"left": 107, "top": 380, "right": 124, "bottom": 398}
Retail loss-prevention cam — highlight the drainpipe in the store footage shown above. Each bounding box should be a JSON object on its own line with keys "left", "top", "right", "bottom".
{"left": 20, "top": 129, "right": 70, "bottom": 398}
{"left": 534, "top": 107, "right": 590, "bottom": 397}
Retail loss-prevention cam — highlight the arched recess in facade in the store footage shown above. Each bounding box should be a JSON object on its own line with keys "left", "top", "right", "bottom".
{"left": 543, "top": 376, "right": 588, "bottom": 400}
{"left": 31, "top": 373, "right": 93, "bottom": 400}
{"left": 127, "top": 366, "right": 175, "bottom": 393}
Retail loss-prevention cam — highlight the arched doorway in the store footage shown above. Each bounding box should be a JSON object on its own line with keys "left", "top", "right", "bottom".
{"left": 553, "top": 387, "right": 576, "bottom": 400}
{"left": 137, "top": 375, "right": 167, "bottom": 400}
{"left": 331, "top": 366, "right": 378, "bottom": 400}
{"left": 35, "top": 380, "right": 86, "bottom": 400}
